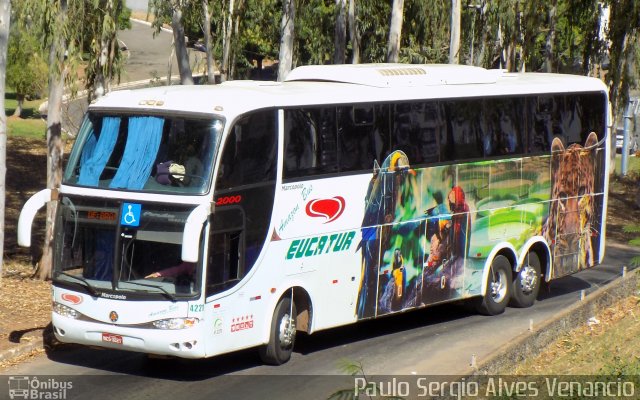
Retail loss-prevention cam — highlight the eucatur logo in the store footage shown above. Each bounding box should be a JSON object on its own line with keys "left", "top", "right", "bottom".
{"left": 61, "top": 293, "right": 83, "bottom": 305}
{"left": 305, "top": 196, "right": 346, "bottom": 223}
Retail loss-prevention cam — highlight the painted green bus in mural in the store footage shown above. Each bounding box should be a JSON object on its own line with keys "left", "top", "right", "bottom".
{"left": 18, "top": 64, "right": 609, "bottom": 365}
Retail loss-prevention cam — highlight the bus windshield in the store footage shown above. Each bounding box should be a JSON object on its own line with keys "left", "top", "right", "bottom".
{"left": 64, "top": 113, "right": 223, "bottom": 195}
{"left": 53, "top": 195, "right": 202, "bottom": 299}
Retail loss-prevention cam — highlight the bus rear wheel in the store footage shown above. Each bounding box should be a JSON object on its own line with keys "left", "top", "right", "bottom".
{"left": 259, "top": 297, "right": 296, "bottom": 365}
{"left": 476, "top": 255, "right": 512, "bottom": 316}
{"left": 509, "top": 252, "right": 541, "bottom": 308}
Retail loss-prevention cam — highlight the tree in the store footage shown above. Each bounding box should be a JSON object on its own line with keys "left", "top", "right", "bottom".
{"left": 0, "top": 0, "right": 10, "bottom": 280}
{"left": 449, "top": 0, "right": 460, "bottom": 64}
{"left": 149, "top": 0, "right": 194, "bottom": 85}
{"left": 37, "top": 0, "right": 69, "bottom": 280}
{"left": 334, "top": 0, "right": 347, "bottom": 64}
{"left": 7, "top": 0, "right": 49, "bottom": 117}
{"left": 85, "top": 0, "right": 129, "bottom": 101}
{"left": 348, "top": 0, "right": 359, "bottom": 63}
{"left": 26, "top": 0, "right": 129, "bottom": 279}
{"left": 201, "top": 0, "right": 216, "bottom": 83}
{"left": 172, "top": 1, "right": 194, "bottom": 85}
{"left": 605, "top": 0, "right": 640, "bottom": 123}
{"left": 386, "top": 0, "right": 403, "bottom": 62}
{"left": 278, "top": 0, "right": 295, "bottom": 81}
{"left": 6, "top": 25, "right": 47, "bottom": 117}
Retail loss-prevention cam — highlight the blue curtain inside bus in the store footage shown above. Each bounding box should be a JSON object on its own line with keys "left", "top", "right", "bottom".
{"left": 78, "top": 117, "right": 120, "bottom": 186}
{"left": 110, "top": 116, "right": 164, "bottom": 190}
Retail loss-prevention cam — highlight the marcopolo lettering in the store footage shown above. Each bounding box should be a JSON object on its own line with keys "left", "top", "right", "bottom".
{"left": 286, "top": 231, "right": 356, "bottom": 260}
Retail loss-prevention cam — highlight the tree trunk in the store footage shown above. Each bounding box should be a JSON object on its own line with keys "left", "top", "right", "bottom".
{"left": 449, "top": 0, "right": 460, "bottom": 64}
{"left": 171, "top": 4, "right": 194, "bottom": 85}
{"left": 334, "top": 0, "right": 347, "bottom": 64}
{"left": 386, "top": 0, "right": 404, "bottom": 63}
{"left": 202, "top": 0, "right": 216, "bottom": 83}
{"left": 545, "top": 0, "right": 557, "bottom": 73}
{"left": 12, "top": 94, "right": 23, "bottom": 118}
{"left": 221, "top": 0, "right": 235, "bottom": 82}
{"left": 38, "top": 0, "right": 68, "bottom": 281}
{"left": 278, "top": 0, "right": 295, "bottom": 81}
{"left": 348, "top": 0, "right": 359, "bottom": 64}
{"left": 0, "top": 0, "right": 10, "bottom": 281}
{"left": 93, "top": 0, "right": 114, "bottom": 100}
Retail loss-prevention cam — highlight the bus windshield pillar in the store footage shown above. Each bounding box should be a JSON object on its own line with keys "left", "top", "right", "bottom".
{"left": 182, "top": 202, "right": 212, "bottom": 262}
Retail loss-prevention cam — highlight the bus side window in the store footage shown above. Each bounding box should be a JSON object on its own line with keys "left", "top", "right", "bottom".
{"left": 283, "top": 108, "right": 338, "bottom": 179}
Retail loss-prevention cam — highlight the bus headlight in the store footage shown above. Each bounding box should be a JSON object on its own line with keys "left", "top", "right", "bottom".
{"left": 152, "top": 317, "right": 200, "bottom": 330}
{"left": 53, "top": 302, "right": 81, "bottom": 319}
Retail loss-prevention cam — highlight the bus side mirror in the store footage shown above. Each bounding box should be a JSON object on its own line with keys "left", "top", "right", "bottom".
{"left": 18, "top": 189, "right": 54, "bottom": 247}
{"left": 182, "top": 202, "right": 212, "bottom": 263}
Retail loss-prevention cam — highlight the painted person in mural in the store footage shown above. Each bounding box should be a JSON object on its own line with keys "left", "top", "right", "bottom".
{"left": 376, "top": 151, "right": 422, "bottom": 314}
{"left": 421, "top": 185, "right": 471, "bottom": 304}
{"left": 356, "top": 160, "right": 384, "bottom": 319}
{"left": 356, "top": 150, "right": 423, "bottom": 318}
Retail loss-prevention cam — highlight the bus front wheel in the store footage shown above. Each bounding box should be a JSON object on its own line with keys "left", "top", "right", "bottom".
{"left": 509, "top": 252, "right": 541, "bottom": 308}
{"left": 259, "top": 297, "right": 297, "bottom": 365}
{"left": 476, "top": 255, "right": 512, "bottom": 316}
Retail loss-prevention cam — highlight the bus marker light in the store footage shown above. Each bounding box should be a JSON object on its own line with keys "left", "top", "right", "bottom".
{"left": 332, "top": 280, "right": 338, "bottom": 284}
{"left": 213, "top": 304, "right": 221, "bottom": 309}
{"left": 250, "top": 296, "right": 261, "bottom": 301}
{"left": 270, "top": 288, "right": 276, "bottom": 293}
{"left": 476, "top": 253, "right": 482, "bottom": 257}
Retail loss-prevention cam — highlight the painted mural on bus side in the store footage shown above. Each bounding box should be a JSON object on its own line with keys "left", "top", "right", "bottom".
{"left": 355, "top": 132, "right": 602, "bottom": 320}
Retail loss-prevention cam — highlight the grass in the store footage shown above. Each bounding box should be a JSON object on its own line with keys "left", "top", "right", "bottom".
{"left": 614, "top": 152, "right": 640, "bottom": 176}
{"left": 4, "top": 91, "right": 47, "bottom": 138}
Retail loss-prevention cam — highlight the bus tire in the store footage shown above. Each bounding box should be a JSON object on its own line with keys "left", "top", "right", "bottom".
{"left": 476, "top": 255, "right": 512, "bottom": 316}
{"left": 259, "top": 297, "right": 296, "bottom": 365}
{"left": 509, "top": 252, "right": 541, "bottom": 308}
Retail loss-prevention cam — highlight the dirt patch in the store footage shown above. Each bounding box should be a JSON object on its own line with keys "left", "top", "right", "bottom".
{"left": 510, "top": 294, "right": 640, "bottom": 375}
{"left": 0, "top": 137, "right": 51, "bottom": 363}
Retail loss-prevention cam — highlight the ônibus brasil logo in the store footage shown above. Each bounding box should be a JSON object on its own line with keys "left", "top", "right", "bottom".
{"left": 8, "top": 376, "right": 73, "bottom": 399}
{"left": 305, "top": 196, "right": 346, "bottom": 223}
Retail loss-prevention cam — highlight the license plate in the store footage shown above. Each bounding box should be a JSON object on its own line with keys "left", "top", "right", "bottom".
{"left": 102, "top": 332, "right": 123, "bottom": 345}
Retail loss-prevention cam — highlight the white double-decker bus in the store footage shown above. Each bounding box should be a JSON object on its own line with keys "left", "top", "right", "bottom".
{"left": 18, "top": 64, "right": 609, "bottom": 365}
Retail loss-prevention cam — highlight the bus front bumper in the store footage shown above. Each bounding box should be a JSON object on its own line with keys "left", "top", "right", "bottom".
{"left": 52, "top": 313, "right": 206, "bottom": 359}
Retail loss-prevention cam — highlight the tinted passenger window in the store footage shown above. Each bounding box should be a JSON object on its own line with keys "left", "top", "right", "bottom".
{"left": 217, "top": 111, "right": 277, "bottom": 188}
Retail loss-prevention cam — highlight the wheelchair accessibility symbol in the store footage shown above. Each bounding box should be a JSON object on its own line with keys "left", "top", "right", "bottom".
{"left": 121, "top": 203, "right": 141, "bottom": 227}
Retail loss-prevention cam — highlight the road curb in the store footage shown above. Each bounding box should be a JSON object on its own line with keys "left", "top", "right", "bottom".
{"left": 469, "top": 268, "right": 639, "bottom": 376}
{"left": 0, "top": 338, "right": 43, "bottom": 364}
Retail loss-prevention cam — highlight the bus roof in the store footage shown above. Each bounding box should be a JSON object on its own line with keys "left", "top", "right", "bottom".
{"left": 90, "top": 64, "right": 608, "bottom": 119}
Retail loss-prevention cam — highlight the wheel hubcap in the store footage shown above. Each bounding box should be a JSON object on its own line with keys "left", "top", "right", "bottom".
{"left": 278, "top": 313, "right": 296, "bottom": 348}
{"left": 490, "top": 269, "right": 507, "bottom": 303}
{"left": 519, "top": 265, "right": 538, "bottom": 294}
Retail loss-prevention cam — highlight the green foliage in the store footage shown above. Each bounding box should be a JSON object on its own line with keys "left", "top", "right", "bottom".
{"left": 6, "top": 21, "right": 48, "bottom": 104}
{"left": 623, "top": 224, "right": 640, "bottom": 266}
{"left": 83, "top": 0, "right": 131, "bottom": 101}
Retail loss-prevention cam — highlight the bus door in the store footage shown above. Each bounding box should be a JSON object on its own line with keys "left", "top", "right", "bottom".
{"left": 204, "top": 110, "right": 278, "bottom": 355}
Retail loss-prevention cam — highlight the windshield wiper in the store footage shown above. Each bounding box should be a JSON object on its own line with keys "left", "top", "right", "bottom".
{"left": 59, "top": 272, "right": 99, "bottom": 297}
{"left": 121, "top": 280, "right": 177, "bottom": 301}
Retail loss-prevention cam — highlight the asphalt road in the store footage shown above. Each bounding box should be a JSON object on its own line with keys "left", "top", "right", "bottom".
{"left": 3, "top": 244, "right": 638, "bottom": 400}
